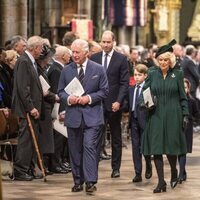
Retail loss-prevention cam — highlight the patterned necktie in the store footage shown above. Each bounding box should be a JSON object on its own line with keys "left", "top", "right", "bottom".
{"left": 104, "top": 53, "right": 108, "bottom": 70}
{"left": 33, "top": 62, "right": 38, "bottom": 75}
{"left": 78, "top": 65, "right": 84, "bottom": 85}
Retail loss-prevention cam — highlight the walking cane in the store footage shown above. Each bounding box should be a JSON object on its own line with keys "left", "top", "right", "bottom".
{"left": 26, "top": 113, "right": 47, "bottom": 182}
{"left": 0, "top": 162, "right": 3, "bottom": 200}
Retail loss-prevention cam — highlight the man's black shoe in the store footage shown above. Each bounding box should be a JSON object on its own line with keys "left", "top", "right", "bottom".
{"left": 100, "top": 153, "right": 111, "bottom": 160}
{"left": 111, "top": 170, "right": 120, "bottom": 178}
{"left": 132, "top": 174, "right": 142, "bottom": 182}
{"left": 86, "top": 183, "right": 97, "bottom": 193}
{"left": 28, "top": 168, "right": 43, "bottom": 179}
{"left": 44, "top": 167, "right": 54, "bottom": 176}
{"left": 60, "top": 163, "right": 70, "bottom": 172}
{"left": 11, "top": 172, "right": 33, "bottom": 181}
{"left": 62, "top": 161, "right": 71, "bottom": 168}
{"left": 71, "top": 184, "right": 83, "bottom": 192}
{"left": 50, "top": 166, "right": 68, "bottom": 174}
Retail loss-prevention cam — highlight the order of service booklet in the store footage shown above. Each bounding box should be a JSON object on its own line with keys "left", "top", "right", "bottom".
{"left": 39, "top": 75, "right": 50, "bottom": 93}
{"left": 64, "top": 77, "right": 84, "bottom": 96}
{"left": 143, "top": 87, "right": 154, "bottom": 108}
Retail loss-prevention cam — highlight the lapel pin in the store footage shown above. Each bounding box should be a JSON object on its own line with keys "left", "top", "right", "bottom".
{"left": 171, "top": 73, "right": 175, "bottom": 78}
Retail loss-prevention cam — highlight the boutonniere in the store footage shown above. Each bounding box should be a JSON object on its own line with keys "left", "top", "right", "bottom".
{"left": 171, "top": 73, "right": 176, "bottom": 78}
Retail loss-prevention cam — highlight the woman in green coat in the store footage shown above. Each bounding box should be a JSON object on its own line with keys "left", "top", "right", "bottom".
{"left": 142, "top": 40, "right": 189, "bottom": 193}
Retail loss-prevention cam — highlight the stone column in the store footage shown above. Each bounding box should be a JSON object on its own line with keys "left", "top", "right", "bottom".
{"left": 17, "top": 0, "right": 27, "bottom": 38}
{"left": 48, "top": 0, "right": 61, "bottom": 27}
{"left": 155, "top": 0, "right": 182, "bottom": 45}
{"left": 168, "top": 0, "right": 181, "bottom": 43}
{"left": 0, "top": 0, "right": 13, "bottom": 46}
{"left": 78, "top": 0, "right": 91, "bottom": 18}
{"left": 34, "top": 0, "right": 41, "bottom": 35}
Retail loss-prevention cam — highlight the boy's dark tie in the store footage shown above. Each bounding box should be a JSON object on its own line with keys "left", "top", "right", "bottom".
{"left": 134, "top": 85, "right": 140, "bottom": 118}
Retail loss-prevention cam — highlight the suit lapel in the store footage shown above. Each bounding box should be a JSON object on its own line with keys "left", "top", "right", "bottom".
{"left": 25, "top": 54, "right": 43, "bottom": 92}
{"left": 54, "top": 61, "right": 63, "bottom": 71}
{"left": 71, "top": 62, "right": 79, "bottom": 79}
{"left": 97, "top": 52, "right": 103, "bottom": 65}
{"left": 129, "top": 86, "right": 135, "bottom": 110}
{"left": 84, "top": 60, "right": 94, "bottom": 86}
{"left": 107, "top": 50, "right": 116, "bottom": 74}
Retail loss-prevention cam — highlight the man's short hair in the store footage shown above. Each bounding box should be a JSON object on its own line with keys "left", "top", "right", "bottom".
{"left": 62, "top": 31, "right": 78, "bottom": 46}
{"left": 26, "top": 36, "right": 43, "bottom": 50}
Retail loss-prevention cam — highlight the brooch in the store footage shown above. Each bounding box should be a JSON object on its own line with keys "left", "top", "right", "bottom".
{"left": 171, "top": 73, "right": 176, "bottom": 78}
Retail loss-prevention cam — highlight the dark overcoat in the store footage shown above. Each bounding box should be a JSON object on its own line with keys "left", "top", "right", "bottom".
{"left": 142, "top": 67, "right": 189, "bottom": 155}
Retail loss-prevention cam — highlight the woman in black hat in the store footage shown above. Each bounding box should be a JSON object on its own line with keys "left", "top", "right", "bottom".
{"left": 141, "top": 40, "right": 189, "bottom": 193}
{"left": 36, "top": 44, "right": 59, "bottom": 175}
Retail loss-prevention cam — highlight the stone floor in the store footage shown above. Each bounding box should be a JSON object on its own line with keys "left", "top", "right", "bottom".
{"left": 1, "top": 133, "right": 200, "bottom": 200}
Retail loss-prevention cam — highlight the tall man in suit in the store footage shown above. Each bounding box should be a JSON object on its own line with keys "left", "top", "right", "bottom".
{"left": 12, "top": 36, "right": 43, "bottom": 181}
{"left": 58, "top": 39, "right": 108, "bottom": 193}
{"left": 90, "top": 30, "right": 129, "bottom": 178}
{"left": 47, "top": 45, "right": 71, "bottom": 173}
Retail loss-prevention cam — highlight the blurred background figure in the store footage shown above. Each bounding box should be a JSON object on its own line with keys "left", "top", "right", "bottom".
{"left": 9, "top": 35, "right": 27, "bottom": 56}
{"left": 173, "top": 44, "right": 184, "bottom": 69}
{"left": 47, "top": 45, "right": 71, "bottom": 174}
{"left": 178, "top": 78, "right": 199, "bottom": 184}
{"left": 0, "top": 49, "right": 18, "bottom": 108}
{"left": 88, "top": 40, "right": 102, "bottom": 58}
{"left": 181, "top": 45, "right": 199, "bottom": 99}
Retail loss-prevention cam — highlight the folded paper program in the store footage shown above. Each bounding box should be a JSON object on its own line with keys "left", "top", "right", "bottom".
{"left": 143, "top": 87, "right": 155, "bottom": 108}
{"left": 64, "top": 77, "right": 85, "bottom": 96}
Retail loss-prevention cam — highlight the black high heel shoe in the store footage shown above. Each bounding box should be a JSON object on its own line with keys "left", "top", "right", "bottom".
{"left": 182, "top": 172, "right": 187, "bottom": 181}
{"left": 170, "top": 169, "right": 178, "bottom": 188}
{"left": 178, "top": 172, "right": 187, "bottom": 184}
{"left": 153, "top": 181, "right": 167, "bottom": 193}
{"left": 170, "top": 178, "right": 178, "bottom": 188}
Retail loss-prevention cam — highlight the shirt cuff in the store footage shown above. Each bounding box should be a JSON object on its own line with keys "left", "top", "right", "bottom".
{"left": 67, "top": 96, "right": 71, "bottom": 106}
{"left": 59, "top": 110, "right": 66, "bottom": 115}
{"left": 87, "top": 95, "right": 92, "bottom": 104}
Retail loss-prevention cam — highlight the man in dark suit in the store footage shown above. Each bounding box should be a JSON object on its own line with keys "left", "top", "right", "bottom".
{"left": 11, "top": 36, "right": 43, "bottom": 181}
{"left": 128, "top": 64, "right": 152, "bottom": 183}
{"left": 181, "top": 45, "right": 199, "bottom": 98}
{"left": 58, "top": 39, "right": 108, "bottom": 193}
{"left": 47, "top": 45, "right": 71, "bottom": 173}
{"left": 90, "top": 30, "right": 129, "bottom": 178}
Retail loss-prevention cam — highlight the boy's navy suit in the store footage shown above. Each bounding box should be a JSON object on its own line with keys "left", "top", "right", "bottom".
{"left": 129, "top": 84, "right": 151, "bottom": 177}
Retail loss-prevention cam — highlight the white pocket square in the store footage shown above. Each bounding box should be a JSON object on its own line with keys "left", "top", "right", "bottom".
{"left": 92, "top": 75, "right": 98, "bottom": 79}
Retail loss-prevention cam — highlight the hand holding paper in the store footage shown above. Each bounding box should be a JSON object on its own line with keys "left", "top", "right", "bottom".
{"left": 142, "top": 87, "right": 155, "bottom": 108}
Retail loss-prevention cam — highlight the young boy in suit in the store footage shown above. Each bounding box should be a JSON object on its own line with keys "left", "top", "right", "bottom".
{"left": 129, "top": 64, "right": 152, "bottom": 182}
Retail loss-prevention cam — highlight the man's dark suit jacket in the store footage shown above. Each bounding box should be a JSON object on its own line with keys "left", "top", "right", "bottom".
{"left": 181, "top": 56, "right": 200, "bottom": 95}
{"left": 58, "top": 60, "right": 109, "bottom": 128}
{"left": 47, "top": 60, "right": 65, "bottom": 112}
{"left": 12, "top": 53, "right": 43, "bottom": 118}
{"left": 90, "top": 51, "right": 129, "bottom": 111}
{"left": 48, "top": 61, "right": 63, "bottom": 94}
{"left": 128, "top": 86, "right": 146, "bottom": 130}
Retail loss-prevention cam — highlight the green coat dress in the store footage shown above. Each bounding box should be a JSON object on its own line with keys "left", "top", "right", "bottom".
{"left": 142, "top": 67, "right": 189, "bottom": 155}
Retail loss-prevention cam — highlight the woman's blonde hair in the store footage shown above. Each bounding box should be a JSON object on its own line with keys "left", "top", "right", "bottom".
{"left": 157, "top": 51, "right": 176, "bottom": 68}
{"left": 5, "top": 50, "right": 18, "bottom": 64}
